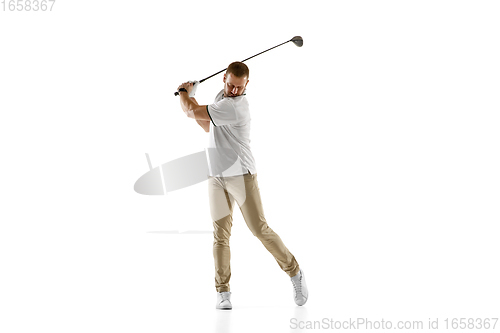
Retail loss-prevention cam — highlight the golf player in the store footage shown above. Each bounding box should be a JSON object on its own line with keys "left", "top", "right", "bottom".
{"left": 177, "top": 61, "right": 308, "bottom": 310}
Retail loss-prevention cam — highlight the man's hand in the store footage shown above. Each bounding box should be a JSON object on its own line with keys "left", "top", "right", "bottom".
{"left": 177, "top": 82, "right": 193, "bottom": 95}
{"left": 189, "top": 81, "right": 199, "bottom": 97}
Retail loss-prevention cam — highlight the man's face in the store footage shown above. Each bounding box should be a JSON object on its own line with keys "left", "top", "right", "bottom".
{"left": 223, "top": 73, "right": 249, "bottom": 97}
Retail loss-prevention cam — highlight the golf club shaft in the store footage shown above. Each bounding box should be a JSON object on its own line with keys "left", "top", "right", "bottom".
{"left": 174, "top": 37, "right": 299, "bottom": 96}
{"left": 198, "top": 39, "right": 292, "bottom": 83}
{"left": 240, "top": 39, "right": 293, "bottom": 63}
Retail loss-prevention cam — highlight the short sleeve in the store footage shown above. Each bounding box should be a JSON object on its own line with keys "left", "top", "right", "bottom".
{"left": 207, "top": 99, "right": 238, "bottom": 126}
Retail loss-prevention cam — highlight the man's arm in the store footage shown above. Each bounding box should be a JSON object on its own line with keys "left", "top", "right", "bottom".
{"left": 195, "top": 119, "right": 210, "bottom": 132}
{"left": 177, "top": 82, "right": 210, "bottom": 121}
{"left": 191, "top": 98, "right": 210, "bottom": 132}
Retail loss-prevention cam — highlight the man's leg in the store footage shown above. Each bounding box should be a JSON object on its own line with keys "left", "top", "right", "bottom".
{"left": 227, "top": 173, "right": 300, "bottom": 278}
{"left": 208, "top": 176, "right": 236, "bottom": 292}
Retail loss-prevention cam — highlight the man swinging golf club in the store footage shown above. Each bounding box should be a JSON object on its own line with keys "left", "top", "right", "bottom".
{"left": 177, "top": 61, "right": 308, "bottom": 310}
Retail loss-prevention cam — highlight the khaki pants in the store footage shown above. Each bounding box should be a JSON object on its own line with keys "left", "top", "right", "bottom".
{"left": 208, "top": 172, "right": 300, "bottom": 292}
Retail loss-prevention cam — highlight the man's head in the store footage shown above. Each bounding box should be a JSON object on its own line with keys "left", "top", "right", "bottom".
{"left": 223, "top": 62, "right": 249, "bottom": 97}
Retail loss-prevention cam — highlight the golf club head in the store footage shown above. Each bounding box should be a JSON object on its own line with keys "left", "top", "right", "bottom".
{"left": 291, "top": 36, "right": 303, "bottom": 47}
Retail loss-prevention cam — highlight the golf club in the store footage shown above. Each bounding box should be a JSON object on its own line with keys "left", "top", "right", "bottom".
{"left": 174, "top": 36, "right": 303, "bottom": 96}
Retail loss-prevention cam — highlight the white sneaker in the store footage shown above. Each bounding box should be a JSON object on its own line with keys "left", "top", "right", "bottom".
{"left": 291, "top": 269, "right": 308, "bottom": 306}
{"left": 216, "top": 291, "right": 232, "bottom": 310}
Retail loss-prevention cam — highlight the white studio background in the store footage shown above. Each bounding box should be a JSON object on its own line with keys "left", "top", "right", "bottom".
{"left": 1, "top": 1, "right": 499, "bottom": 332}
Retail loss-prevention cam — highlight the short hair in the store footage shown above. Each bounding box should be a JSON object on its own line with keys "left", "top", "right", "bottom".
{"left": 226, "top": 62, "right": 249, "bottom": 79}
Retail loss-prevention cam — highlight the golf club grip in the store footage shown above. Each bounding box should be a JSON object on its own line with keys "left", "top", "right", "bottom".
{"left": 174, "top": 88, "right": 188, "bottom": 96}
{"left": 174, "top": 81, "right": 201, "bottom": 96}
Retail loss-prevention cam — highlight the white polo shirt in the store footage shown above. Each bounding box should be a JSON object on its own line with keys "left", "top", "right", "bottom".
{"left": 206, "top": 89, "right": 257, "bottom": 177}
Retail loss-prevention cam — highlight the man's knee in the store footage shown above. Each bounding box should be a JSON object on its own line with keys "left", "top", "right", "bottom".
{"left": 248, "top": 220, "right": 272, "bottom": 239}
{"left": 213, "top": 215, "right": 232, "bottom": 244}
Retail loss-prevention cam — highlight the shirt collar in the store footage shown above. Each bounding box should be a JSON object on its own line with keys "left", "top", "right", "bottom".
{"left": 222, "top": 89, "right": 247, "bottom": 99}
